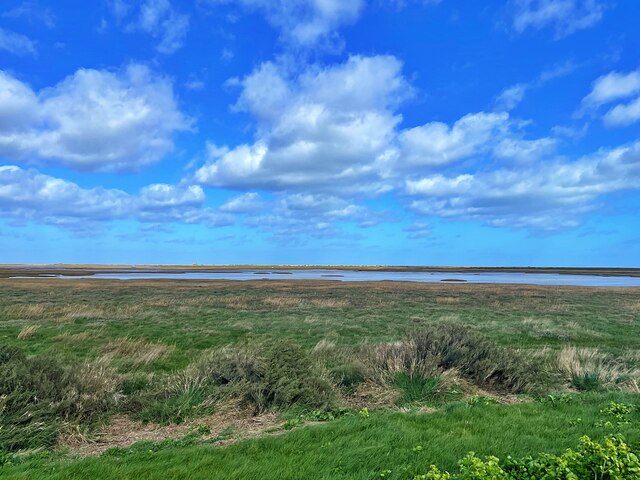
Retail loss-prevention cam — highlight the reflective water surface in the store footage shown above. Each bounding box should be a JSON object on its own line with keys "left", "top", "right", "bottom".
{"left": 23, "top": 269, "right": 640, "bottom": 286}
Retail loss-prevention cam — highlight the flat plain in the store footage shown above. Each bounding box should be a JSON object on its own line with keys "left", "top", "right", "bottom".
{"left": 1, "top": 277, "right": 639, "bottom": 478}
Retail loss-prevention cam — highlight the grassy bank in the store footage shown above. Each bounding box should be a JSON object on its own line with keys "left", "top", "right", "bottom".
{"left": 2, "top": 393, "right": 639, "bottom": 479}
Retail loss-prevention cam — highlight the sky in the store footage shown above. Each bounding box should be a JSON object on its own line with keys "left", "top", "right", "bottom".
{"left": 0, "top": 0, "right": 639, "bottom": 266}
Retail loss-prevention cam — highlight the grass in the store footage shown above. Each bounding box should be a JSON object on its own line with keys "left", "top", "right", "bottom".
{"left": 2, "top": 392, "right": 639, "bottom": 479}
{"left": 0, "top": 278, "right": 639, "bottom": 478}
{"left": 2, "top": 279, "right": 639, "bottom": 371}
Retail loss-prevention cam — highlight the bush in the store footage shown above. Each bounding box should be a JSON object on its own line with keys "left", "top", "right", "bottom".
{"left": 414, "top": 435, "right": 640, "bottom": 479}
{"left": 0, "top": 346, "right": 119, "bottom": 452}
{"left": 139, "top": 340, "right": 335, "bottom": 423}
{"left": 411, "top": 325, "right": 553, "bottom": 393}
{"left": 367, "top": 325, "right": 554, "bottom": 394}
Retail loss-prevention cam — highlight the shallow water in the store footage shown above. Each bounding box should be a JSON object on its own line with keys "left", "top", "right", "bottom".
{"left": 17, "top": 269, "right": 640, "bottom": 286}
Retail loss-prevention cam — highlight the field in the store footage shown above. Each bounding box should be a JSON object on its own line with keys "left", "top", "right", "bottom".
{"left": 1, "top": 278, "right": 640, "bottom": 478}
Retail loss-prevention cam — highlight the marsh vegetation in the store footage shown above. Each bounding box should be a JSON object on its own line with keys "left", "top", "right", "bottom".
{"left": 1, "top": 279, "right": 639, "bottom": 478}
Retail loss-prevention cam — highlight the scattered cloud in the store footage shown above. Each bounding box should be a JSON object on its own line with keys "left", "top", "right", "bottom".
{"left": 2, "top": 2, "right": 56, "bottom": 28}
{"left": 0, "top": 27, "right": 36, "bottom": 56}
{"left": 108, "top": 0, "right": 190, "bottom": 55}
{"left": 0, "top": 165, "right": 233, "bottom": 228}
{"left": 495, "top": 60, "right": 579, "bottom": 111}
{"left": 220, "top": 192, "right": 265, "bottom": 213}
{"left": 510, "top": 0, "right": 604, "bottom": 38}
{"left": 406, "top": 140, "right": 640, "bottom": 229}
{"left": 206, "top": 0, "right": 364, "bottom": 50}
{"left": 0, "top": 64, "right": 191, "bottom": 172}
{"left": 581, "top": 69, "right": 640, "bottom": 127}
{"left": 245, "top": 193, "right": 388, "bottom": 240}
{"left": 495, "top": 84, "right": 528, "bottom": 111}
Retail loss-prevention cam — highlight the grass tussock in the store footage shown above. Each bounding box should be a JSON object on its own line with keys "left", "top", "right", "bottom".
{"left": 17, "top": 325, "right": 38, "bottom": 340}
{"left": 365, "top": 325, "right": 554, "bottom": 394}
{"left": 0, "top": 345, "right": 119, "bottom": 452}
{"left": 100, "top": 338, "right": 175, "bottom": 366}
{"left": 557, "top": 346, "right": 640, "bottom": 392}
{"left": 136, "top": 341, "right": 335, "bottom": 424}
{"left": 436, "top": 296, "right": 460, "bottom": 305}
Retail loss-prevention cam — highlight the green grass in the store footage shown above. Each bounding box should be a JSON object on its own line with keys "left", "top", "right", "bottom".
{"left": 2, "top": 392, "right": 639, "bottom": 479}
{"left": 1, "top": 280, "right": 639, "bottom": 375}
{"left": 1, "top": 279, "right": 639, "bottom": 478}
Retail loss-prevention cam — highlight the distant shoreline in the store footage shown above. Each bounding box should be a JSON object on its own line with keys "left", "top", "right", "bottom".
{"left": 1, "top": 264, "right": 640, "bottom": 278}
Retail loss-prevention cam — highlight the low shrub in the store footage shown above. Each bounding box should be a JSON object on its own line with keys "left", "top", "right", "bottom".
{"left": 414, "top": 435, "right": 640, "bottom": 479}
{"left": 411, "top": 324, "right": 552, "bottom": 393}
{"left": 366, "top": 325, "right": 554, "bottom": 395}
{"left": 138, "top": 340, "right": 335, "bottom": 423}
{"left": 0, "top": 346, "right": 119, "bottom": 452}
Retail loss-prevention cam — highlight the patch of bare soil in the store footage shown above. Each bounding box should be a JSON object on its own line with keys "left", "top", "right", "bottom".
{"left": 60, "top": 406, "right": 281, "bottom": 456}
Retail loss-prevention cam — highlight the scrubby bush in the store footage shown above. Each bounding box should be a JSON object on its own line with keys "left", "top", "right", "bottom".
{"left": 0, "top": 346, "right": 119, "bottom": 452}
{"left": 412, "top": 324, "right": 552, "bottom": 393}
{"left": 367, "top": 325, "right": 554, "bottom": 395}
{"left": 138, "top": 340, "right": 335, "bottom": 423}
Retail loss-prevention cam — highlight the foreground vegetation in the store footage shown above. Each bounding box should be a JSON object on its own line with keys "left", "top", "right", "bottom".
{"left": 0, "top": 279, "right": 639, "bottom": 478}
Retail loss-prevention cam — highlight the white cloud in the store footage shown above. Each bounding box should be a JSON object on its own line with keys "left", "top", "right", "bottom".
{"left": 0, "top": 27, "right": 36, "bottom": 56}
{"left": 582, "top": 70, "right": 640, "bottom": 108}
{"left": 246, "top": 192, "right": 389, "bottom": 239}
{"left": 603, "top": 96, "right": 640, "bottom": 127}
{"left": 2, "top": 2, "right": 56, "bottom": 28}
{"left": 406, "top": 140, "right": 640, "bottom": 229}
{"left": 493, "top": 137, "right": 557, "bottom": 163}
{"left": 220, "top": 192, "right": 264, "bottom": 213}
{"left": 0, "top": 165, "right": 129, "bottom": 221}
{"left": 109, "top": 0, "right": 189, "bottom": 55}
{"left": 581, "top": 69, "right": 640, "bottom": 127}
{"left": 196, "top": 55, "right": 411, "bottom": 193}
{"left": 399, "top": 113, "right": 510, "bottom": 167}
{"left": 0, "top": 165, "right": 232, "bottom": 228}
{"left": 0, "top": 65, "right": 191, "bottom": 172}
{"left": 207, "top": 0, "right": 364, "bottom": 49}
{"left": 495, "top": 84, "right": 528, "bottom": 111}
{"left": 511, "top": 0, "right": 604, "bottom": 38}
{"left": 495, "top": 61, "right": 578, "bottom": 111}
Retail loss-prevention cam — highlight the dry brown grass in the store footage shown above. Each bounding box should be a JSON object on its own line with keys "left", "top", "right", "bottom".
{"left": 625, "top": 301, "right": 640, "bottom": 314}
{"left": 17, "top": 324, "right": 38, "bottom": 340}
{"left": 436, "top": 296, "right": 460, "bottom": 305}
{"left": 344, "top": 380, "right": 400, "bottom": 410}
{"left": 100, "top": 338, "right": 175, "bottom": 365}
{"left": 5, "top": 303, "right": 143, "bottom": 321}
{"left": 557, "top": 347, "right": 640, "bottom": 391}
{"left": 366, "top": 341, "right": 438, "bottom": 384}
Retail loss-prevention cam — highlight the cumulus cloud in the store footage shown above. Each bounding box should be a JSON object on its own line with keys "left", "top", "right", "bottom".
{"left": 581, "top": 69, "right": 640, "bottom": 127}
{"left": 0, "top": 165, "right": 232, "bottom": 228}
{"left": 510, "top": 0, "right": 604, "bottom": 38}
{"left": 193, "top": 54, "right": 575, "bottom": 232}
{"left": 108, "top": 0, "right": 189, "bottom": 54}
{"left": 0, "top": 27, "right": 36, "bottom": 56}
{"left": 406, "top": 140, "right": 640, "bottom": 229}
{"left": 399, "top": 113, "right": 510, "bottom": 167}
{"left": 0, "top": 65, "right": 191, "bottom": 172}
{"left": 196, "top": 55, "right": 411, "bottom": 193}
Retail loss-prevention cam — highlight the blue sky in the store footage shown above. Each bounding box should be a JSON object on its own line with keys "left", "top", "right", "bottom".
{"left": 1, "top": 0, "right": 639, "bottom": 266}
